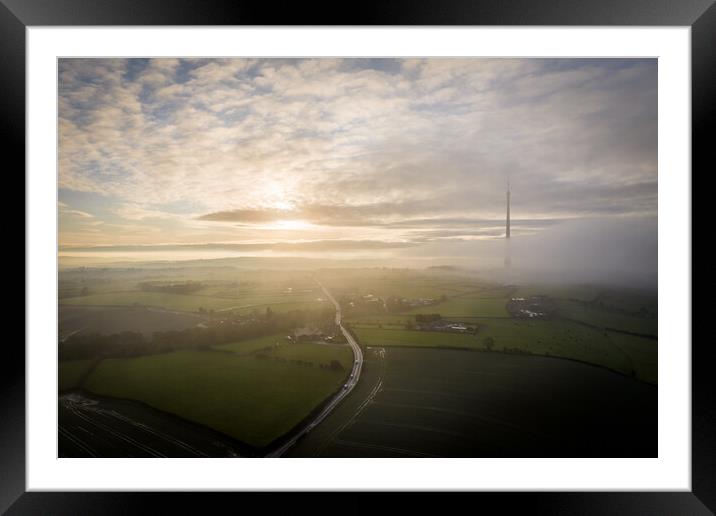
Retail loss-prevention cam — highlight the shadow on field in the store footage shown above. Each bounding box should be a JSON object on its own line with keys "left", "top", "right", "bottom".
{"left": 290, "top": 347, "right": 656, "bottom": 458}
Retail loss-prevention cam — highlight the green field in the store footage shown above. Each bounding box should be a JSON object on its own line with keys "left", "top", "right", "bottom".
{"left": 407, "top": 295, "right": 509, "bottom": 317}
{"left": 268, "top": 342, "right": 353, "bottom": 366}
{"left": 607, "top": 331, "right": 658, "bottom": 384}
{"left": 216, "top": 335, "right": 354, "bottom": 368}
{"left": 60, "top": 290, "right": 326, "bottom": 314}
{"left": 353, "top": 327, "right": 482, "bottom": 350}
{"left": 83, "top": 348, "right": 350, "bottom": 448}
{"left": 214, "top": 334, "right": 289, "bottom": 354}
{"left": 554, "top": 299, "right": 657, "bottom": 336}
{"left": 349, "top": 314, "right": 417, "bottom": 325}
{"left": 233, "top": 300, "right": 326, "bottom": 315}
{"left": 60, "top": 291, "right": 244, "bottom": 311}
{"left": 59, "top": 359, "right": 94, "bottom": 392}
{"left": 514, "top": 285, "right": 602, "bottom": 302}
{"left": 59, "top": 305, "right": 204, "bottom": 339}
{"left": 351, "top": 318, "right": 656, "bottom": 382}
{"left": 595, "top": 289, "right": 658, "bottom": 316}
{"left": 321, "top": 269, "right": 486, "bottom": 299}
{"left": 474, "top": 318, "right": 631, "bottom": 373}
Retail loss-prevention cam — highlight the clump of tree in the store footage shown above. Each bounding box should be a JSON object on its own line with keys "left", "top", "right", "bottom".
{"left": 483, "top": 336, "right": 494, "bottom": 351}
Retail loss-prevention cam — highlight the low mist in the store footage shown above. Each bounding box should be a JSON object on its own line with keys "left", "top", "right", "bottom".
{"left": 406, "top": 216, "right": 657, "bottom": 289}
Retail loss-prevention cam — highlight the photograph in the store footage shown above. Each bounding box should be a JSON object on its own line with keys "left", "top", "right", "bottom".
{"left": 57, "top": 57, "right": 658, "bottom": 459}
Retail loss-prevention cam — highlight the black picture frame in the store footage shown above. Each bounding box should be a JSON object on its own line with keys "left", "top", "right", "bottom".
{"left": 6, "top": 0, "right": 711, "bottom": 513}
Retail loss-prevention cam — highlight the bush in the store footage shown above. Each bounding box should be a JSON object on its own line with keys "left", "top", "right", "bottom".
{"left": 483, "top": 337, "right": 495, "bottom": 351}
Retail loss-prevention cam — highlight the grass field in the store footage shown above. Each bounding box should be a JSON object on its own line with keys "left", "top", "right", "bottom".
{"left": 216, "top": 335, "right": 354, "bottom": 369}
{"left": 59, "top": 359, "right": 94, "bottom": 391}
{"left": 353, "top": 327, "right": 482, "bottom": 350}
{"left": 209, "top": 299, "right": 327, "bottom": 317}
{"left": 59, "top": 305, "right": 205, "bottom": 339}
{"left": 59, "top": 290, "right": 326, "bottom": 314}
{"left": 595, "top": 289, "right": 658, "bottom": 316}
{"left": 474, "top": 318, "right": 633, "bottom": 374}
{"left": 343, "top": 291, "right": 511, "bottom": 322}
{"left": 82, "top": 348, "right": 350, "bottom": 448}
{"left": 349, "top": 314, "right": 416, "bottom": 325}
{"left": 554, "top": 299, "right": 657, "bottom": 337}
{"left": 320, "top": 269, "right": 487, "bottom": 300}
{"left": 60, "top": 291, "right": 243, "bottom": 311}
{"left": 214, "top": 334, "right": 289, "bottom": 354}
{"left": 513, "top": 285, "right": 602, "bottom": 302}
{"left": 606, "top": 331, "right": 658, "bottom": 384}
{"left": 351, "top": 318, "right": 656, "bottom": 381}
{"left": 268, "top": 342, "right": 353, "bottom": 366}
{"left": 406, "top": 295, "right": 509, "bottom": 317}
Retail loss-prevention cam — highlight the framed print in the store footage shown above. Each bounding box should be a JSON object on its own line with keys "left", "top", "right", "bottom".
{"left": 6, "top": 0, "right": 711, "bottom": 513}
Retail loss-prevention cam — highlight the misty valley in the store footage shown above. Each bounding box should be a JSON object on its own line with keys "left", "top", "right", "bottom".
{"left": 58, "top": 260, "right": 657, "bottom": 458}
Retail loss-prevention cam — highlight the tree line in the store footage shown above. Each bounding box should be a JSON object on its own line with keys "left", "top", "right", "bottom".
{"left": 139, "top": 281, "right": 204, "bottom": 295}
{"left": 59, "top": 306, "right": 335, "bottom": 361}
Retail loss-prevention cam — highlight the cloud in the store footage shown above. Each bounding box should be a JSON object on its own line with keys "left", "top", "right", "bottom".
{"left": 59, "top": 57, "right": 657, "bottom": 267}
{"left": 60, "top": 239, "right": 416, "bottom": 253}
{"left": 198, "top": 203, "right": 564, "bottom": 234}
{"left": 198, "top": 208, "right": 291, "bottom": 224}
{"left": 62, "top": 209, "right": 94, "bottom": 219}
{"left": 58, "top": 201, "right": 95, "bottom": 219}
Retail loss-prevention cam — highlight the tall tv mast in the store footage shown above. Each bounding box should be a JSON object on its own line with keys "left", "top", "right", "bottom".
{"left": 504, "top": 179, "right": 512, "bottom": 268}
{"left": 506, "top": 178, "right": 511, "bottom": 240}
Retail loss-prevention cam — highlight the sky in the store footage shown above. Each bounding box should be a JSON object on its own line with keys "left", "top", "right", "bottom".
{"left": 58, "top": 58, "right": 657, "bottom": 277}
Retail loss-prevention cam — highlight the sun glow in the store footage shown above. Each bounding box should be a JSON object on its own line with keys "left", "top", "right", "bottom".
{"left": 261, "top": 181, "right": 296, "bottom": 211}
{"left": 270, "top": 219, "right": 314, "bottom": 230}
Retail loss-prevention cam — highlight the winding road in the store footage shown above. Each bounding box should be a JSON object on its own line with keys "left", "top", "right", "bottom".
{"left": 266, "top": 280, "right": 363, "bottom": 457}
